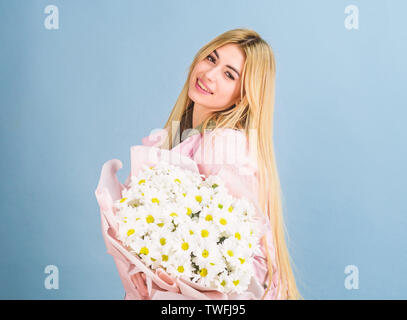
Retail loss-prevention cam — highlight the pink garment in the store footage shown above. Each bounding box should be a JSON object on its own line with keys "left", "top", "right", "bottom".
{"left": 95, "top": 127, "right": 286, "bottom": 300}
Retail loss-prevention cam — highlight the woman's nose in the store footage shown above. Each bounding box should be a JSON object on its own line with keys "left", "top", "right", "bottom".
{"left": 204, "top": 65, "right": 220, "bottom": 82}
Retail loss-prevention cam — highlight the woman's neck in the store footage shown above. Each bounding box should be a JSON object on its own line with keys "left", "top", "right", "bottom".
{"left": 192, "top": 103, "right": 213, "bottom": 128}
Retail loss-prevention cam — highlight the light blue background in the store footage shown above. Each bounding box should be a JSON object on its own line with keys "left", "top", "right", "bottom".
{"left": 1, "top": 0, "right": 406, "bottom": 299}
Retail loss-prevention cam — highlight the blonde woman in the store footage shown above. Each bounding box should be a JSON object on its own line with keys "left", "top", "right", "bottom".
{"left": 97, "top": 28, "right": 302, "bottom": 300}
{"left": 142, "top": 28, "right": 302, "bottom": 300}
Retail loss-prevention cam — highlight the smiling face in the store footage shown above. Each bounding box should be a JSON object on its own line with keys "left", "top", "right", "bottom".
{"left": 188, "top": 43, "right": 246, "bottom": 114}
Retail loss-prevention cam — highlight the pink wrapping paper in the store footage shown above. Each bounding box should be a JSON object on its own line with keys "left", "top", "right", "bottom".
{"left": 95, "top": 127, "right": 285, "bottom": 299}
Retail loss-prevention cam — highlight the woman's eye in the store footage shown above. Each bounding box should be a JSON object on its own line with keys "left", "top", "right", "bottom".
{"left": 207, "top": 55, "right": 215, "bottom": 63}
{"left": 226, "top": 72, "right": 235, "bottom": 80}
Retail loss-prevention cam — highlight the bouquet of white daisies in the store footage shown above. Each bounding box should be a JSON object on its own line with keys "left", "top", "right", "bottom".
{"left": 113, "top": 161, "right": 262, "bottom": 295}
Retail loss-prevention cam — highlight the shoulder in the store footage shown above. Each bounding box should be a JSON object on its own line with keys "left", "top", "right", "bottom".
{"left": 192, "top": 128, "right": 258, "bottom": 174}
{"left": 205, "top": 127, "right": 247, "bottom": 143}
{"left": 141, "top": 128, "right": 168, "bottom": 147}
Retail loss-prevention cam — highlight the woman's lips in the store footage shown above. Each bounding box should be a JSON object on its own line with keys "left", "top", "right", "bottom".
{"left": 195, "top": 78, "right": 213, "bottom": 95}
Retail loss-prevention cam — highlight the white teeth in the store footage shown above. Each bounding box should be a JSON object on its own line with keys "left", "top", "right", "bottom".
{"left": 198, "top": 79, "right": 211, "bottom": 93}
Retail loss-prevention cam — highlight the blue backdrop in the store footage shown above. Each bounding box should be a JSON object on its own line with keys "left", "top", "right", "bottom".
{"left": 1, "top": 0, "right": 406, "bottom": 299}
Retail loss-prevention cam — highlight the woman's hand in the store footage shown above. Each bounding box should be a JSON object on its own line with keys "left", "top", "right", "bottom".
{"left": 130, "top": 272, "right": 149, "bottom": 299}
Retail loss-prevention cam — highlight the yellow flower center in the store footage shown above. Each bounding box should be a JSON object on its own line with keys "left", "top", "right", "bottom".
{"left": 157, "top": 222, "right": 164, "bottom": 227}
{"left": 127, "top": 229, "right": 135, "bottom": 236}
{"left": 170, "top": 212, "right": 178, "bottom": 217}
{"left": 205, "top": 214, "right": 213, "bottom": 221}
{"left": 219, "top": 218, "right": 227, "bottom": 225}
{"left": 177, "top": 266, "right": 184, "bottom": 273}
{"left": 221, "top": 280, "right": 226, "bottom": 287}
{"left": 138, "top": 179, "right": 145, "bottom": 185}
{"left": 181, "top": 242, "right": 189, "bottom": 250}
{"left": 139, "top": 247, "right": 149, "bottom": 255}
{"left": 162, "top": 254, "right": 168, "bottom": 261}
{"left": 239, "top": 258, "right": 245, "bottom": 264}
{"left": 160, "top": 238, "right": 166, "bottom": 246}
{"left": 201, "top": 229, "right": 209, "bottom": 238}
{"left": 202, "top": 249, "right": 209, "bottom": 258}
{"left": 146, "top": 214, "right": 154, "bottom": 223}
{"left": 174, "top": 178, "right": 181, "bottom": 184}
{"left": 235, "top": 232, "right": 241, "bottom": 240}
{"left": 151, "top": 198, "right": 159, "bottom": 204}
{"left": 120, "top": 197, "right": 127, "bottom": 203}
{"left": 227, "top": 250, "right": 234, "bottom": 257}
{"left": 189, "top": 230, "right": 194, "bottom": 235}
{"left": 200, "top": 268, "right": 208, "bottom": 277}
{"left": 186, "top": 208, "right": 192, "bottom": 216}
{"left": 218, "top": 204, "right": 223, "bottom": 209}
{"left": 228, "top": 205, "right": 233, "bottom": 212}
{"left": 195, "top": 195, "right": 202, "bottom": 203}
{"left": 233, "top": 280, "right": 240, "bottom": 286}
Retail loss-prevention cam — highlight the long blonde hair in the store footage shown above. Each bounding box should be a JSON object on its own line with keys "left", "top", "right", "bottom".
{"left": 160, "top": 28, "right": 302, "bottom": 299}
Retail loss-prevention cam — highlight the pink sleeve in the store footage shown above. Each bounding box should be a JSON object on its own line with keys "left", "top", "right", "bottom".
{"left": 192, "top": 128, "right": 284, "bottom": 299}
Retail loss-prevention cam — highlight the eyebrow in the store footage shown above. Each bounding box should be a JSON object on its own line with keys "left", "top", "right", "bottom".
{"left": 213, "top": 49, "right": 240, "bottom": 78}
